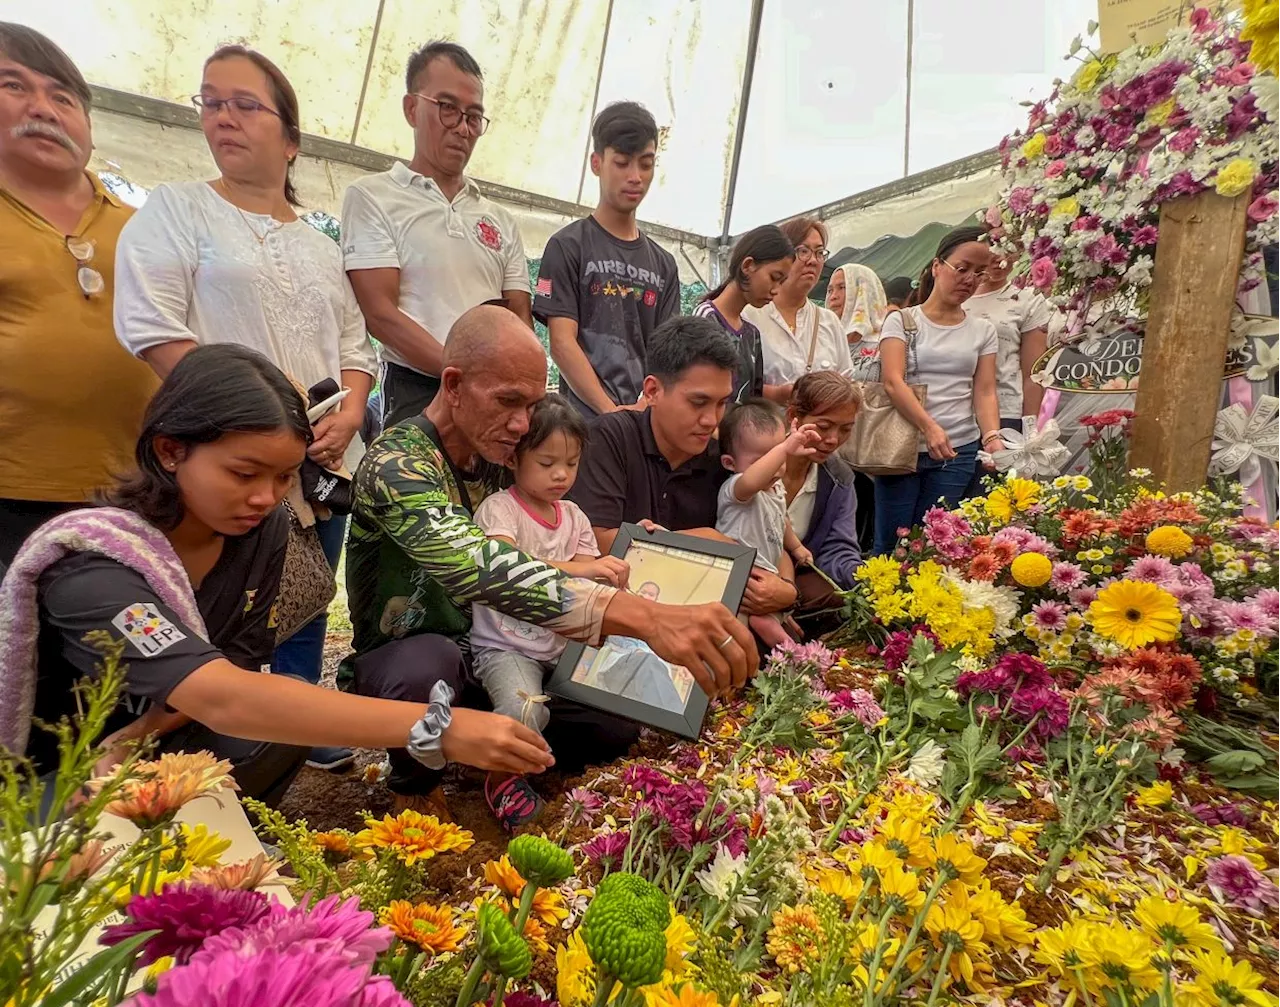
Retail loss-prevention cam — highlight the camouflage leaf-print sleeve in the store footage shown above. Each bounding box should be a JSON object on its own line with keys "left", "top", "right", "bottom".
{"left": 355, "top": 429, "right": 615, "bottom": 644}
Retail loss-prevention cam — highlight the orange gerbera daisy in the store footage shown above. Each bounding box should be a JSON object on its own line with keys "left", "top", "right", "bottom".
{"left": 483, "top": 855, "right": 526, "bottom": 898}
{"left": 381, "top": 900, "right": 468, "bottom": 954}
{"left": 355, "top": 810, "right": 474, "bottom": 866}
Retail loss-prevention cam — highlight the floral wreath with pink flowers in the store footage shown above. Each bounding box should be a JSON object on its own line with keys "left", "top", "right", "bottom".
{"left": 990, "top": 4, "right": 1278, "bottom": 344}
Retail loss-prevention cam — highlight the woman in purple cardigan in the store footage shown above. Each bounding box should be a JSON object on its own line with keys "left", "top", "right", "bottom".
{"left": 781, "top": 372, "right": 863, "bottom": 628}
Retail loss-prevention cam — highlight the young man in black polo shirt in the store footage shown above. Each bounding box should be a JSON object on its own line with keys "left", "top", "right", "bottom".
{"left": 570, "top": 315, "right": 799, "bottom": 619}
{"left": 535, "top": 101, "right": 681, "bottom": 418}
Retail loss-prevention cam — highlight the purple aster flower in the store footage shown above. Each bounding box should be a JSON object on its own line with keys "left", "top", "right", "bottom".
{"left": 1205, "top": 855, "right": 1280, "bottom": 912}
{"left": 101, "top": 884, "right": 271, "bottom": 965}
{"left": 1216, "top": 600, "right": 1273, "bottom": 635}
{"left": 567, "top": 787, "right": 605, "bottom": 816}
{"left": 582, "top": 831, "right": 629, "bottom": 866}
{"left": 772, "top": 639, "right": 837, "bottom": 674}
{"left": 199, "top": 894, "right": 390, "bottom": 968}
{"left": 1049, "top": 561, "right": 1086, "bottom": 594}
{"left": 880, "top": 627, "right": 939, "bottom": 671}
{"left": 1010, "top": 684, "right": 1070, "bottom": 739}
{"left": 133, "top": 945, "right": 409, "bottom": 1007}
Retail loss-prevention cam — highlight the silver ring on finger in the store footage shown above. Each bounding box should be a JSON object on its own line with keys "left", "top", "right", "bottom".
{"left": 717, "top": 635, "right": 734, "bottom": 650}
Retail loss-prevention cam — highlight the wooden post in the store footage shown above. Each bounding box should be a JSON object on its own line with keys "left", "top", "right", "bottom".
{"left": 1129, "top": 190, "right": 1249, "bottom": 491}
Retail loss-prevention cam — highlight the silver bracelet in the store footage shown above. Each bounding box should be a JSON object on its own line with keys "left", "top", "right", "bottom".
{"left": 405, "top": 680, "right": 454, "bottom": 770}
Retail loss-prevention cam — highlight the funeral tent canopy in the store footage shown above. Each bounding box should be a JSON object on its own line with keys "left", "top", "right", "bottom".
{"left": 3, "top": 0, "right": 1096, "bottom": 277}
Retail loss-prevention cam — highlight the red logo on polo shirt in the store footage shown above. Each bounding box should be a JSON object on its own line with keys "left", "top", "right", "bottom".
{"left": 475, "top": 216, "right": 503, "bottom": 251}
{"left": 643, "top": 288, "right": 657, "bottom": 307}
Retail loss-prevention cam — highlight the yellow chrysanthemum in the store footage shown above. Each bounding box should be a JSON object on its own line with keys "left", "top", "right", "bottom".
{"left": 1241, "top": 0, "right": 1279, "bottom": 76}
{"left": 766, "top": 905, "right": 823, "bottom": 972}
{"left": 1133, "top": 896, "right": 1219, "bottom": 953}
{"left": 645, "top": 985, "right": 738, "bottom": 1007}
{"left": 556, "top": 930, "right": 596, "bottom": 1007}
{"left": 957, "top": 882, "right": 1034, "bottom": 950}
{"left": 1088, "top": 579, "right": 1181, "bottom": 649}
{"left": 815, "top": 867, "right": 863, "bottom": 907}
{"left": 1134, "top": 780, "right": 1174, "bottom": 809}
{"left": 925, "top": 902, "right": 991, "bottom": 990}
{"left": 1078, "top": 922, "right": 1162, "bottom": 991}
{"left": 930, "top": 834, "right": 987, "bottom": 886}
{"left": 878, "top": 863, "right": 925, "bottom": 914}
{"left": 1011, "top": 552, "right": 1053, "bottom": 587}
{"left": 380, "top": 900, "right": 468, "bottom": 954}
{"left": 663, "top": 913, "right": 697, "bottom": 973}
{"left": 354, "top": 809, "right": 474, "bottom": 866}
{"left": 1146, "top": 525, "right": 1194, "bottom": 559}
{"left": 1145, "top": 96, "right": 1177, "bottom": 126}
{"left": 855, "top": 840, "right": 901, "bottom": 881}
{"left": 1022, "top": 133, "right": 1046, "bottom": 159}
{"left": 1215, "top": 158, "right": 1258, "bottom": 198}
{"left": 878, "top": 811, "right": 932, "bottom": 868}
{"left": 164, "top": 823, "right": 231, "bottom": 870}
{"left": 1034, "top": 919, "right": 1094, "bottom": 978}
{"left": 856, "top": 555, "right": 903, "bottom": 595}
{"left": 1185, "top": 946, "right": 1279, "bottom": 1007}
{"left": 1074, "top": 59, "right": 1104, "bottom": 92}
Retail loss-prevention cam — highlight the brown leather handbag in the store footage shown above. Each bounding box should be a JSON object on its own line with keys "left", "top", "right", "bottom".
{"left": 846, "top": 308, "right": 928, "bottom": 476}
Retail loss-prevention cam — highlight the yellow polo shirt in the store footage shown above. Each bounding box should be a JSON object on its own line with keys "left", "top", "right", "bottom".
{"left": 0, "top": 175, "right": 158, "bottom": 502}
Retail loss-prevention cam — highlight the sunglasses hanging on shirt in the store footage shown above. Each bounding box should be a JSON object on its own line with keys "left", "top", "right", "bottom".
{"left": 65, "top": 236, "right": 104, "bottom": 299}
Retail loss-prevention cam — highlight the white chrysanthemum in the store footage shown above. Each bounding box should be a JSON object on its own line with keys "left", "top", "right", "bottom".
{"left": 695, "top": 845, "right": 760, "bottom": 924}
{"left": 904, "top": 739, "right": 946, "bottom": 789}
{"left": 942, "top": 572, "right": 1021, "bottom": 638}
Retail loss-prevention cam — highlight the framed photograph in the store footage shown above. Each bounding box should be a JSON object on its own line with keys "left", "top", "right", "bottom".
{"left": 547, "top": 524, "right": 755, "bottom": 739}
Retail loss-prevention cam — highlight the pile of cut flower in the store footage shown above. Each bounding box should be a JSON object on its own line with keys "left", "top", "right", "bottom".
{"left": 7, "top": 491, "right": 1277, "bottom": 1007}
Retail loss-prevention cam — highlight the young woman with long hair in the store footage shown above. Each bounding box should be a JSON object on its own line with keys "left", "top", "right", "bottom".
{"left": 0, "top": 346, "right": 552, "bottom": 805}
{"left": 694, "top": 225, "right": 794, "bottom": 402}
{"left": 872, "top": 226, "right": 1003, "bottom": 555}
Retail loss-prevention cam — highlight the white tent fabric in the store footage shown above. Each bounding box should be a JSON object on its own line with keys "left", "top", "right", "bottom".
{"left": 3, "top": 0, "right": 1094, "bottom": 239}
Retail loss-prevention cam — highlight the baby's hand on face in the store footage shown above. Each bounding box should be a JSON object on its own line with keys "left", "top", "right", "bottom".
{"left": 785, "top": 421, "right": 823, "bottom": 457}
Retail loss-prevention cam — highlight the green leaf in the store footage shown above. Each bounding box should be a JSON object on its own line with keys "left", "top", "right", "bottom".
{"left": 1214, "top": 773, "right": 1280, "bottom": 797}
{"left": 38, "top": 930, "right": 159, "bottom": 1007}
{"left": 1205, "top": 750, "right": 1266, "bottom": 775}
{"left": 912, "top": 696, "right": 957, "bottom": 722}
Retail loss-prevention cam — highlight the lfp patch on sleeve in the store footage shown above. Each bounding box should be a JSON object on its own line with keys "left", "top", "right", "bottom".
{"left": 112, "top": 603, "right": 187, "bottom": 657}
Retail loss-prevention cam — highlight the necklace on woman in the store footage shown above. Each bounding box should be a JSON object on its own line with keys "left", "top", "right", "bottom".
{"left": 215, "top": 178, "right": 270, "bottom": 246}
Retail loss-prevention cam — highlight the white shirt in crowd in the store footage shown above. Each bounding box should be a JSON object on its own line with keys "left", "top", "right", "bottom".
{"left": 114, "top": 181, "right": 376, "bottom": 466}
{"left": 964, "top": 283, "right": 1052, "bottom": 419}
{"left": 787, "top": 464, "right": 820, "bottom": 541}
{"left": 880, "top": 305, "right": 998, "bottom": 448}
{"left": 340, "top": 162, "right": 529, "bottom": 372}
{"left": 744, "top": 300, "right": 855, "bottom": 387}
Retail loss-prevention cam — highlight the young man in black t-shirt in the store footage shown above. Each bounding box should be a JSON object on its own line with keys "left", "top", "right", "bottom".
{"left": 535, "top": 101, "right": 681, "bottom": 418}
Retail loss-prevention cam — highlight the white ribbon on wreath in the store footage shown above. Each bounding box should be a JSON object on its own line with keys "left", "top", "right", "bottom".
{"left": 978, "top": 416, "right": 1072, "bottom": 478}
{"left": 1209, "top": 396, "right": 1280, "bottom": 486}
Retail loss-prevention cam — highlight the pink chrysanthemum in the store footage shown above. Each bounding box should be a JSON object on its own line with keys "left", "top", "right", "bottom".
{"left": 1205, "top": 855, "right": 1280, "bottom": 913}
{"left": 1049, "top": 561, "right": 1086, "bottom": 594}
{"left": 1068, "top": 585, "right": 1099, "bottom": 609}
{"left": 1031, "top": 600, "right": 1069, "bottom": 632}
{"left": 101, "top": 884, "right": 270, "bottom": 965}
{"left": 199, "top": 894, "right": 391, "bottom": 967}
{"left": 1128, "top": 554, "right": 1177, "bottom": 584}
{"left": 132, "top": 945, "right": 409, "bottom": 1007}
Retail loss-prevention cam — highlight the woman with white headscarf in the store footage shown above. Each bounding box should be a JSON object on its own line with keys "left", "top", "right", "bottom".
{"left": 825, "top": 263, "right": 888, "bottom": 553}
{"left": 826, "top": 263, "right": 888, "bottom": 382}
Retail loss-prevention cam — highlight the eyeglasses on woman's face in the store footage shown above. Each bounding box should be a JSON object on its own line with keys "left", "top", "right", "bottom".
{"left": 795, "top": 244, "right": 829, "bottom": 263}
{"left": 191, "top": 94, "right": 282, "bottom": 119}
{"left": 938, "top": 258, "right": 987, "bottom": 281}
{"left": 411, "top": 93, "right": 490, "bottom": 136}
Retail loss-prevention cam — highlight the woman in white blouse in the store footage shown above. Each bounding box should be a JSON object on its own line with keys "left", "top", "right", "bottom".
{"left": 743, "top": 216, "right": 854, "bottom": 405}
{"left": 114, "top": 45, "right": 375, "bottom": 770}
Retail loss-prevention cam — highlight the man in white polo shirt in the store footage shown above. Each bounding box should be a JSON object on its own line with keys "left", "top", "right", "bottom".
{"left": 342, "top": 40, "right": 532, "bottom": 427}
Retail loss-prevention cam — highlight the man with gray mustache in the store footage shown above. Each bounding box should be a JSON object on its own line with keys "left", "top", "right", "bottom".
{"left": 0, "top": 23, "right": 158, "bottom": 566}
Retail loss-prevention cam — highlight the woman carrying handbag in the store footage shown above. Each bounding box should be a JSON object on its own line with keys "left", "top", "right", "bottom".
{"left": 871, "top": 226, "right": 1004, "bottom": 555}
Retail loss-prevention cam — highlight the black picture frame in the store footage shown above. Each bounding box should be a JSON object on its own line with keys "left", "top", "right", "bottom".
{"left": 546, "top": 523, "right": 756, "bottom": 739}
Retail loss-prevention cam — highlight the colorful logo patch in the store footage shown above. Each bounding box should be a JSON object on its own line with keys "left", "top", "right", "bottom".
{"left": 475, "top": 216, "right": 503, "bottom": 252}
{"left": 643, "top": 288, "right": 657, "bottom": 307}
{"left": 536, "top": 277, "right": 552, "bottom": 297}
{"left": 112, "top": 603, "right": 186, "bottom": 657}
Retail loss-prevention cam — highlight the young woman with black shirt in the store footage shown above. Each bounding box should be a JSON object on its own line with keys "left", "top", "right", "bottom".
{"left": 6, "top": 345, "right": 552, "bottom": 805}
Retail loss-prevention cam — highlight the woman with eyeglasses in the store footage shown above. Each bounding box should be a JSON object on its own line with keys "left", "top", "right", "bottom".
{"left": 743, "top": 216, "right": 854, "bottom": 406}
{"left": 871, "top": 225, "right": 1002, "bottom": 555}
{"left": 112, "top": 45, "right": 375, "bottom": 772}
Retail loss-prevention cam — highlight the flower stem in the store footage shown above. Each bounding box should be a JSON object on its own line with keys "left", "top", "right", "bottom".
{"left": 590, "top": 969, "right": 618, "bottom": 1007}
{"left": 924, "top": 946, "right": 953, "bottom": 1007}
{"left": 490, "top": 976, "right": 508, "bottom": 1007}
{"left": 878, "top": 873, "right": 947, "bottom": 1000}
{"left": 454, "top": 955, "right": 487, "bottom": 1007}
{"left": 511, "top": 881, "right": 539, "bottom": 934}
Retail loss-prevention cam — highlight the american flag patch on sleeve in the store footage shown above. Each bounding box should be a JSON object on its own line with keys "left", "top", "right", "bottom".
{"left": 536, "top": 277, "right": 552, "bottom": 297}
